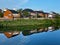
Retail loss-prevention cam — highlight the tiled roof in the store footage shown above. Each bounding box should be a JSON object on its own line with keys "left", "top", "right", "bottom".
{"left": 44, "top": 12, "right": 49, "bottom": 14}
{"left": 35, "top": 11, "right": 44, "bottom": 13}
{"left": 9, "top": 10, "right": 18, "bottom": 14}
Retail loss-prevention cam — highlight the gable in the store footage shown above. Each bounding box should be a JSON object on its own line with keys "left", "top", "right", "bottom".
{"left": 9, "top": 10, "right": 18, "bottom": 14}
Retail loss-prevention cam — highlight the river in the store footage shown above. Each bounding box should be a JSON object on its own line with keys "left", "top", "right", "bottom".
{"left": 0, "top": 26, "right": 60, "bottom": 45}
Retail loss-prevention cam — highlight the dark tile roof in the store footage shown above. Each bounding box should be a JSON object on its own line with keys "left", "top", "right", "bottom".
{"left": 35, "top": 11, "right": 44, "bottom": 13}
{"left": 30, "top": 11, "right": 36, "bottom": 13}
{"left": 9, "top": 10, "right": 18, "bottom": 14}
{"left": 44, "top": 12, "right": 49, "bottom": 14}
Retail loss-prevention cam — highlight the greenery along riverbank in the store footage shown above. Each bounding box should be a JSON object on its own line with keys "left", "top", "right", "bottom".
{"left": 0, "top": 19, "right": 60, "bottom": 26}
{"left": 0, "top": 19, "right": 53, "bottom": 26}
{"left": 0, "top": 19, "right": 60, "bottom": 31}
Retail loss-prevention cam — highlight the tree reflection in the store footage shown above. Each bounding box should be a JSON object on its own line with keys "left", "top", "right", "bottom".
{"left": 0, "top": 25, "right": 60, "bottom": 38}
{"left": 22, "top": 26, "right": 60, "bottom": 36}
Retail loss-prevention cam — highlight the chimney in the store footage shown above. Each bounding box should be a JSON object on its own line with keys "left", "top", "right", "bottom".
{"left": 3, "top": 8, "right": 8, "bottom": 11}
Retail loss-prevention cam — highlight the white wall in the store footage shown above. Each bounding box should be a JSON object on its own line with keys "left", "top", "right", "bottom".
{"left": 48, "top": 14, "right": 53, "bottom": 18}
{"left": 13, "top": 14, "right": 20, "bottom": 18}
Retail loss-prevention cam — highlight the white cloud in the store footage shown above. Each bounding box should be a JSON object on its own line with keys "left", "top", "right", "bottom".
{"left": 0, "top": 0, "right": 29, "bottom": 8}
{"left": 15, "top": 0, "right": 29, "bottom": 8}
{"left": 21, "top": 0, "right": 29, "bottom": 5}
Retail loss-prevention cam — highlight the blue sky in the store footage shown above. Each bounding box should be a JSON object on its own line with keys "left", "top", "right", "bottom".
{"left": 0, "top": 0, "right": 60, "bottom": 12}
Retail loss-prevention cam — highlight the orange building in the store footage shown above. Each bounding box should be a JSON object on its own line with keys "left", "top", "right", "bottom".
{"left": 4, "top": 9, "right": 20, "bottom": 19}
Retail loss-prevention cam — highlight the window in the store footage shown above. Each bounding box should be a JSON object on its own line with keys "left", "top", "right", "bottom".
{"left": 9, "top": 14, "right": 11, "bottom": 16}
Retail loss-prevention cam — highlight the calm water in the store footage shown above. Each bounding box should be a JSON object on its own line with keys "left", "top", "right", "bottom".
{"left": 0, "top": 26, "right": 60, "bottom": 45}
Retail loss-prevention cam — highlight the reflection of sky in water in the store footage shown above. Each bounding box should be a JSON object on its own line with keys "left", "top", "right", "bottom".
{"left": 0, "top": 30, "right": 60, "bottom": 45}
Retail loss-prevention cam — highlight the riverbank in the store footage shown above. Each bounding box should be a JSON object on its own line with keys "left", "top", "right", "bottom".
{"left": 0, "top": 19, "right": 60, "bottom": 31}
{"left": 0, "top": 19, "right": 53, "bottom": 26}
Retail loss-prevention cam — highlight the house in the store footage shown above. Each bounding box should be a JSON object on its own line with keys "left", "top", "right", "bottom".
{"left": 4, "top": 31, "right": 20, "bottom": 38}
{"left": 48, "top": 14, "right": 53, "bottom": 18}
{"left": 25, "top": 10, "right": 45, "bottom": 18}
{"left": 22, "top": 9, "right": 37, "bottom": 18}
{"left": 29, "top": 11, "right": 37, "bottom": 18}
{"left": 44, "top": 12, "right": 49, "bottom": 18}
{"left": 4, "top": 9, "right": 20, "bottom": 19}
{"left": 48, "top": 14, "right": 56, "bottom": 19}
{"left": 48, "top": 12, "right": 56, "bottom": 18}
{"left": 35, "top": 11, "right": 45, "bottom": 18}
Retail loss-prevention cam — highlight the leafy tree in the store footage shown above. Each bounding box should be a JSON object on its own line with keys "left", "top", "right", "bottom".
{"left": 17, "top": 9, "right": 22, "bottom": 13}
{"left": 23, "top": 11, "right": 30, "bottom": 17}
{"left": 0, "top": 9, "right": 3, "bottom": 17}
{"left": 52, "top": 12, "right": 60, "bottom": 26}
{"left": 51, "top": 11, "right": 60, "bottom": 19}
{"left": 0, "top": 12, "right": 3, "bottom": 17}
{"left": 23, "top": 9, "right": 33, "bottom": 12}
{"left": 22, "top": 8, "right": 33, "bottom": 17}
{"left": 17, "top": 9, "right": 23, "bottom": 15}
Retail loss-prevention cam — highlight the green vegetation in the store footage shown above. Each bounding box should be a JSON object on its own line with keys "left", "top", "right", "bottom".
{"left": 0, "top": 11, "right": 60, "bottom": 31}
{"left": 0, "top": 10, "right": 3, "bottom": 17}
{"left": 0, "top": 13, "right": 3, "bottom": 17}
{"left": 0, "top": 8, "right": 60, "bottom": 31}
{"left": 0, "top": 19, "right": 53, "bottom": 26}
{"left": 0, "top": 19, "right": 60, "bottom": 31}
{"left": 52, "top": 12, "right": 60, "bottom": 26}
{"left": 23, "top": 11, "right": 30, "bottom": 17}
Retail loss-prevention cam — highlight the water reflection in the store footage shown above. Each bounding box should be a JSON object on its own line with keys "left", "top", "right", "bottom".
{"left": 1, "top": 26, "right": 60, "bottom": 38}
{"left": 22, "top": 26, "right": 60, "bottom": 36}
{"left": 0, "top": 26, "right": 60, "bottom": 45}
{"left": 4, "top": 31, "right": 20, "bottom": 38}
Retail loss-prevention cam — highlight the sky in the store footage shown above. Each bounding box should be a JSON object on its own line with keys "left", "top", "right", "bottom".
{"left": 0, "top": 0, "right": 60, "bottom": 12}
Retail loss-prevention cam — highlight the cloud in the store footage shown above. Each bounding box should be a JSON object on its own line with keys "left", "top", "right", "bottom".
{"left": 21, "top": 0, "right": 29, "bottom": 5}
{"left": 0, "top": 0, "right": 29, "bottom": 8}
{"left": 15, "top": 0, "right": 29, "bottom": 8}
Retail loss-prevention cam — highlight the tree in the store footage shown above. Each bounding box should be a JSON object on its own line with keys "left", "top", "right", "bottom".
{"left": 22, "top": 11, "right": 30, "bottom": 17}
{"left": 0, "top": 12, "right": 3, "bottom": 17}
{"left": 0, "top": 9, "right": 3, "bottom": 17}
{"left": 17, "top": 9, "right": 23, "bottom": 17}
{"left": 23, "top": 9, "right": 33, "bottom": 12}
{"left": 52, "top": 12, "right": 60, "bottom": 26}
{"left": 54, "top": 13, "right": 60, "bottom": 19}
{"left": 17, "top": 9, "right": 22, "bottom": 13}
{"left": 51, "top": 11, "right": 60, "bottom": 19}
{"left": 22, "top": 8, "right": 33, "bottom": 17}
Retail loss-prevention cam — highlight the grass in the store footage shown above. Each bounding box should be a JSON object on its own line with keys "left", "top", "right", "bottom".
{"left": 0, "top": 19, "right": 60, "bottom": 31}
{"left": 0, "top": 19, "right": 53, "bottom": 26}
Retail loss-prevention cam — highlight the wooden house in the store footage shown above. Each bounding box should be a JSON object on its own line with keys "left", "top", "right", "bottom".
{"left": 44, "top": 12, "right": 49, "bottom": 18}
{"left": 4, "top": 9, "right": 20, "bottom": 19}
{"left": 35, "top": 11, "right": 45, "bottom": 18}
{"left": 30, "top": 11, "right": 37, "bottom": 18}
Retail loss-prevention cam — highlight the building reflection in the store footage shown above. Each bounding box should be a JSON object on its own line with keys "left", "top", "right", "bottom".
{"left": 22, "top": 26, "right": 60, "bottom": 36}
{"left": 2, "top": 26, "right": 60, "bottom": 38}
{"left": 4, "top": 31, "right": 20, "bottom": 38}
